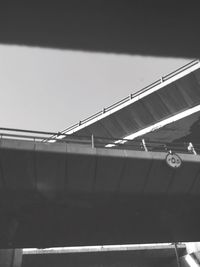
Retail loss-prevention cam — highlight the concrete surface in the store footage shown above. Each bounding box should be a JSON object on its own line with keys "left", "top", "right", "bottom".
{"left": 21, "top": 245, "right": 186, "bottom": 267}
{"left": 0, "top": 139, "right": 200, "bottom": 248}
{"left": 0, "top": 1, "right": 200, "bottom": 59}
{"left": 0, "top": 249, "right": 22, "bottom": 267}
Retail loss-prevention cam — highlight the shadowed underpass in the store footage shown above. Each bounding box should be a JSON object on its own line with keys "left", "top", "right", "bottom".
{"left": 0, "top": 1, "right": 200, "bottom": 58}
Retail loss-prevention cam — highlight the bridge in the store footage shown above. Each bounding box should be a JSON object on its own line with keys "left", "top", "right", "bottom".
{"left": 0, "top": 1, "right": 200, "bottom": 59}
{"left": 0, "top": 128, "right": 200, "bottom": 250}
{"left": 1, "top": 60, "right": 200, "bottom": 266}
{"left": 53, "top": 59, "right": 200, "bottom": 146}
{"left": 2, "top": 3, "right": 200, "bottom": 265}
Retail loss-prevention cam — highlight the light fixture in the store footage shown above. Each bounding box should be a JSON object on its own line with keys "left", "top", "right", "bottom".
{"left": 166, "top": 152, "right": 182, "bottom": 168}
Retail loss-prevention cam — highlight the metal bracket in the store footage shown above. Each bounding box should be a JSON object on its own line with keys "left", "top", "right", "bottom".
{"left": 188, "top": 142, "right": 197, "bottom": 155}
{"left": 142, "top": 139, "right": 148, "bottom": 152}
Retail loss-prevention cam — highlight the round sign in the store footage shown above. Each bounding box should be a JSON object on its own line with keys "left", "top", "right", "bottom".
{"left": 166, "top": 152, "right": 182, "bottom": 168}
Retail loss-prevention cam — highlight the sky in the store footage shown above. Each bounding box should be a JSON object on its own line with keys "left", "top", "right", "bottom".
{"left": 0, "top": 44, "right": 191, "bottom": 132}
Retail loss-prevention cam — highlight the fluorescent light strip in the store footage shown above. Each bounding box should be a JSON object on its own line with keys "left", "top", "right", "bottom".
{"left": 48, "top": 139, "right": 57, "bottom": 143}
{"left": 48, "top": 134, "right": 67, "bottom": 143}
{"left": 185, "top": 254, "right": 199, "bottom": 267}
{"left": 23, "top": 243, "right": 179, "bottom": 255}
{"left": 64, "top": 62, "right": 200, "bottom": 135}
{"left": 105, "top": 144, "right": 116, "bottom": 148}
{"left": 105, "top": 103, "right": 200, "bottom": 148}
{"left": 56, "top": 135, "right": 66, "bottom": 139}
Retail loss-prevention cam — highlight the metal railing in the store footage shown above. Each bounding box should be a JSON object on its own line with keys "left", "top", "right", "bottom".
{"left": 59, "top": 59, "right": 200, "bottom": 135}
{"left": 0, "top": 127, "right": 200, "bottom": 155}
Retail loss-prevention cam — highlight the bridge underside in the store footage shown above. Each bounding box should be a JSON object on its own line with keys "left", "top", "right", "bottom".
{"left": 0, "top": 1, "right": 200, "bottom": 58}
{"left": 0, "top": 139, "right": 200, "bottom": 248}
{"left": 22, "top": 245, "right": 186, "bottom": 267}
{"left": 139, "top": 109, "right": 200, "bottom": 143}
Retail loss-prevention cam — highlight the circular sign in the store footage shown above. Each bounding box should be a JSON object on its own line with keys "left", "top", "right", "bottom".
{"left": 166, "top": 152, "right": 182, "bottom": 168}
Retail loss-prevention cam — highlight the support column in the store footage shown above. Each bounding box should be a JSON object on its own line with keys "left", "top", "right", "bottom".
{"left": 172, "top": 243, "right": 200, "bottom": 267}
{"left": 186, "top": 242, "right": 200, "bottom": 254}
{"left": 0, "top": 249, "right": 22, "bottom": 267}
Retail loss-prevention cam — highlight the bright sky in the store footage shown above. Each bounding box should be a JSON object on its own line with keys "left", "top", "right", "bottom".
{"left": 0, "top": 44, "right": 190, "bottom": 132}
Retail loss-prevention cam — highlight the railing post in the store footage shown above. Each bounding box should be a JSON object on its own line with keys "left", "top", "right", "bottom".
{"left": 91, "top": 134, "right": 94, "bottom": 149}
{"left": 188, "top": 142, "right": 197, "bottom": 155}
{"left": 174, "top": 243, "right": 181, "bottom": 267}
{"left": 142, "top": 139, "right": 148, "bottom": 152}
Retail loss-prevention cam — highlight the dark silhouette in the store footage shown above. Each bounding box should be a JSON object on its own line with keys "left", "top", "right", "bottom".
{"left": 0, "top": 1, "right": 199, "bottom": 58}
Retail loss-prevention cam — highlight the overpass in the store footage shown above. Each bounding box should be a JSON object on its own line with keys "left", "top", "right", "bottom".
{"left": 53, "top": 59, "right": 200, "bottom": 146}
{"left": 0, "top": 1, "right": 200, "bottom": 59}
{"left": 0, "top": 243, "right": 187, "bottom": 267}
{"left": 0, "top": 128, "right": 200, "bottom": 249}
{"left": 21, "top": 243, "right": 186, "bottom": 267}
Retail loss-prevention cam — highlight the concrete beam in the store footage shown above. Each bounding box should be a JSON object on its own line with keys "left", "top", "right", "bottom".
{"left": 0, "top": 1, "right": 200, "bottom": 58}
{"left": 0, "top": 139, "right": 200, "bottom": 247}
{"left": 0, "top": 249, "right": 22, "bottom": 267}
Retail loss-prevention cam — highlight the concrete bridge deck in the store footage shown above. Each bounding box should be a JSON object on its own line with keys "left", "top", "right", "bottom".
{"left": 1, "top": 1, "right": 200, "bottom": 59}
{"left": 0, "top": 134, "right": 200, "bottom": 248}
{"left": 22, "top": 244, "right": 186, "bottom": 267}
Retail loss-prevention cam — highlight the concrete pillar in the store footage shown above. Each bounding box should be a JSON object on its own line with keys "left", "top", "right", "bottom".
{"left": 180, "top": 253, "right": 200, "bottom": 267}
{"left": 186, "top": 242, "right": 200, "bottom": 254}
{"left": 171, "top": 243, "right": 200, "bottom": 267}
{"left": 0, "top": 249, "right": 22, "bottom": 267}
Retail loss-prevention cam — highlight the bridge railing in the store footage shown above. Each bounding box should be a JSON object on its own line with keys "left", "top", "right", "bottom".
{"left": 0, "top": 127, "right": 200, "bottom": 155}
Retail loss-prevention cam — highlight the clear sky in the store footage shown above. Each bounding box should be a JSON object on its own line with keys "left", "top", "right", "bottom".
{"left": 0, "top": 44, "right": 190, "bottom": 132}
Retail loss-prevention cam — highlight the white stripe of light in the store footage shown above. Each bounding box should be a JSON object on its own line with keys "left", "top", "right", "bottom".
{"left": 23, "top": 243, "right": 180, "bottom": 255}
{"left": 185, "top": 254, "right": 199, "bottom": 267}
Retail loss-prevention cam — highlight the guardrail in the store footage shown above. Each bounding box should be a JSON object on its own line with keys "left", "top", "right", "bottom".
{"left": 0, "top": 127, "right": 199, "bottom": 155}
{"left": 60, "top": 59, "right": 200, "bottom": 134}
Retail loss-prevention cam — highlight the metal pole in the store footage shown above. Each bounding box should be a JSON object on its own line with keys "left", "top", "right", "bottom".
{"left": 188, "top": 142, "right": 197, "bottom": 155}
{"left": 174, "top": 243, "right": 181, "bottom": 267}
{"left": 142, "top": 139, "right": 148, "bottom": 152}
{"left": 91, "top": 134, "right": 94, "bottom": 149}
